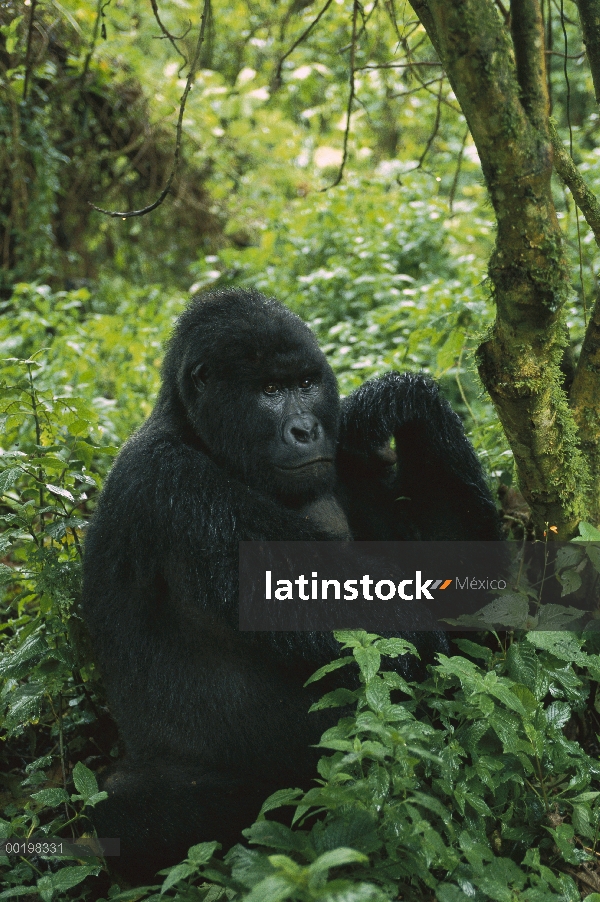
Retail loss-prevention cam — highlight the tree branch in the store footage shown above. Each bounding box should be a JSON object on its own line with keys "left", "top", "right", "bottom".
{"left": 273, "top": 0, "right": 335, "bottom": 89}
{"left": 149, "top": 0, "right": 189, "bottom": 68}
{"left": 321, "top": 0, "right": 359, "bottom": 190}
{"left": 573, "top": 0, "right": 600, "bottom": 102}
{"left": 410, "top": 0, "right": 588, "bottom": 537}
{"left": 510, "top": 0, "right": 549, "bottom": 130}
{"left": 549, "top": 120, "right": 600, "bottom": 246}
{"left": 90, "top": 0, "right": 211, "bottom": 218}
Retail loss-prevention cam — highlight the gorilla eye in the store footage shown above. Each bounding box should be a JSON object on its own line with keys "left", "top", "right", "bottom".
{"left": 299, "top": 378, "right": 313, "bottom": 390}
{"left": 263, "top": 383, "right": 279, "bottom": 395}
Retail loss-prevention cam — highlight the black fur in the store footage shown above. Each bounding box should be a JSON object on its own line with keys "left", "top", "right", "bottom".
{"left": 82, "top": 288, "right": 499, "bottom": 882}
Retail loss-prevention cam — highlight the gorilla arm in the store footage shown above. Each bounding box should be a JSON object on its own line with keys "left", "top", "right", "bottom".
{"left": 337, "top": 372, "right": 501, "bottom": 541}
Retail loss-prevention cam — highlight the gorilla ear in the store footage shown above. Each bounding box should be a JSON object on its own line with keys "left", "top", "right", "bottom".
{"left": 191, "top": 363, "right": 208, "bottom": 390}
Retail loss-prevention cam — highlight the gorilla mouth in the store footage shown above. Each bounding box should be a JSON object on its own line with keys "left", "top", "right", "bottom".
{"left": 276, "top": 458, "right": 333, "bottom": 471}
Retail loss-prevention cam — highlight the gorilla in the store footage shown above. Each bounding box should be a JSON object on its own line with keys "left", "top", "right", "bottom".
{"left": 82, "top": 288, "right": 499, "bottom": 883}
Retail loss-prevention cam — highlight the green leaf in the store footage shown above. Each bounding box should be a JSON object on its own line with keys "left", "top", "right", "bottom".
{"left": 574, "top": 522, "right": 600, "bottom": 541}
{"left": 453, "top": 639, "right": 493, "bottom": 664}
{"left": 381, "top": 670, "right": 414, "bottom": 696}
{"left": 45, "top": 484, "right": 75, "bottom": 503}
{"left": 308, "top": 847, "right": 368, "bottom": 875}
{"left": 354, "top": 646, "right": 381, "bottom": 682}
{"left": 244, "top": 821, "right": 307, "bottom": 853}
{"left": 334, "top": 630, "right": 380, "bottom": 649}
{"left": 447, "top": 594, "right": 530, "bottom": 629}
{"left": 0, "top": 634, "right": 46, "bottom": 676}
{"left": 257, "top": 787, "right": 304, "bottom": 819}
{"left": 243, "top": 874, "right": 294, "bottom": 902}
{"left": 545, "top": 701, "right": 571, "bottom": 728}
{"left": 586, "top": 545, "right": 600, "bottom": 574}
{"left": 436, "top": 886, "right": 472, "bottom": 902}
{"left": 436, "top": 328, "right": 465, "bottom": 372}
{"left": 0, "top": 467, "right": 22, "bottom": 495}
{"left": 37, "top": 875, "right": 54, "bottom": 902}
{"left": 187, "top": 841, "right": 219, "bottom": 864}
{"left": 305, "top": 657, "right": 352, "bottom": 686}
{"left": 85, "top": 791, "right": 108, "bottom": 806}
{"left": 560, "top": 568, "right": 582, "bottom": 597}
{"left": 3, "top": 682, "right": 45, "bottom": 734}
{"left": 0, "top": 889, "right": 41, "bottom": 900}
{"left": 536, "top": 604, "right": 586, "bottom": 629}
{"left": 365, "top": 678, "right": 390, "bottom": 712}
{"left": 510, "top": 684, "right": 538, "bottom": 715}
{"left": 547, "top": 823, "right": 581, "bottom": 865}
{"left": 556, "top": 545, "right": 585, "bottom": 570}
{"left": 526, "top": 632, "right": 587, "bottom": 665}
{"left": 310, "top": 688, "right": 358, "bottom": 711}
{"left": 49, "top": 866, "right": 99, "bottom": 894}
{"left": 572, "top": 804, "right": 594, "bottom": 840}
{"left": 374, "top": 637, "right": 415, "bottom": 657}
{"left": 160, "top": 861, "right": 196, "bottom": 893}
{"left": 1, "top": 15, "right": 23, "bottom": 54}
{"left": 32, "top": 787, "right": 69, "bottom": 807}
{"left": 72, "top": 761, "right": 99, "bottom": 801}
{"left": 227, "top": 845, "right": 275, "bottom": 889}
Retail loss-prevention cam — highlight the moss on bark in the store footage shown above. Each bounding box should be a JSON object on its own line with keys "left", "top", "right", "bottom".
{"left": 411, "top": 0, "right": 589, "bottom": 537}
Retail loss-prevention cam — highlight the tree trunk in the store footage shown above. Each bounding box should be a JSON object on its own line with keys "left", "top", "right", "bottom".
{"left": 411, "top": 0, "right": 592, "bottom": 538}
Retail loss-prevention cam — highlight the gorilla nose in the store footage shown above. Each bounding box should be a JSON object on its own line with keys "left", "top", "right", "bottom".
{"left": 283, "top": 414, "right": 321, "bottom": 446}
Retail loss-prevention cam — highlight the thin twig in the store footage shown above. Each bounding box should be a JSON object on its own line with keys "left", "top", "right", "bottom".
{"left": 357, "top": 60, "right": 442, "bottom": 69}
{"left": 273, "top": 0, "right": 335, "bottom": 88}
{"left": 449, "top": 125, "right": 469, "bottom": 213}
{"left": 339, "top": 0, "right": 380, "bottom": 53}
{"left": 545, "top": 49, "right": 584, "bottom": 59}
{"left": 551, "top": 0, "right": 578, "bottom": 26}
{"left": 321, "top": 0, "right": 359, "bottom": 191}
{"left": 411, "top": 76, "right": 443, "bottom": 171}
{"left": 549, "top": 123, "right": 600, "bottom": 259}
{"left": 412, "top": 74, "right": 460, "bottom": 113}
{"left": 397, "top": 21, "right": 459, "bottom": 113}
{"left": 390, "top": 76, "right": 445, "bottom": 98}
{"left": 90, "top": 0, "right": 211, "bottom": 219}
{"left": 383, "top": 0, "right": 402, "bottom": 44}
{"left": 149, "top": 0, "right": 189, "bottom": 68}
{"left": 47, "top": 693, "right": 70, "bottom": 824}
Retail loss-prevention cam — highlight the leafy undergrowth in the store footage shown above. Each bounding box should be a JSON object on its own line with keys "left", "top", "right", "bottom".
{"left": 2, "top": 285, "right": 600, "bottom": 901}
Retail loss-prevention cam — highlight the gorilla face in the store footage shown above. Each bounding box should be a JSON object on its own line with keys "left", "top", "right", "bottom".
{"left": 162, "top": 289, "right": 339, "bottom": 503}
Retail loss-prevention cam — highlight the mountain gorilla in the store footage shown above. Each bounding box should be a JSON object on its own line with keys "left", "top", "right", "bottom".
{"left": 82, "top": 288, "right": 499, "bottom": 883}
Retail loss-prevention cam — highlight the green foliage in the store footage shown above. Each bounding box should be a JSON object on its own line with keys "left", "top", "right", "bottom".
{"left": 1, "top": 287, "right": 599, "bottom": 900}
{"left": 87, "top": 630, "right": 600, "bottom": 901}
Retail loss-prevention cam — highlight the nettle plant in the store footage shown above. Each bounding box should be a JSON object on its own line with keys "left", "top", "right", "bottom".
{"left": 0, "top": 354, "right": 113, "bottom": 729}
{"left": 136, "top": 630, "right": 600, "bottom": 902}
{"left": 0, "top": 354, "right": 114, "bottom": 899}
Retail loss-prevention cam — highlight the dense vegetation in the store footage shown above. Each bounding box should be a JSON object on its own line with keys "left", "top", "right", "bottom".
{"left": 3, "top": 1, "right": 600, "bottom": 899}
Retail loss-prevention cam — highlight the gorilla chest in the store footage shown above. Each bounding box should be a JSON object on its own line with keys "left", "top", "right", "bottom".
{"left": 298, "top": 494, "right": 352, "bottom": 539}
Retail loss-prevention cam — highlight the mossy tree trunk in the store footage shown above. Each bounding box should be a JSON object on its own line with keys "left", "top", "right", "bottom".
{"left": 410, "top": 0, "right": 600, "bottom": 538}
